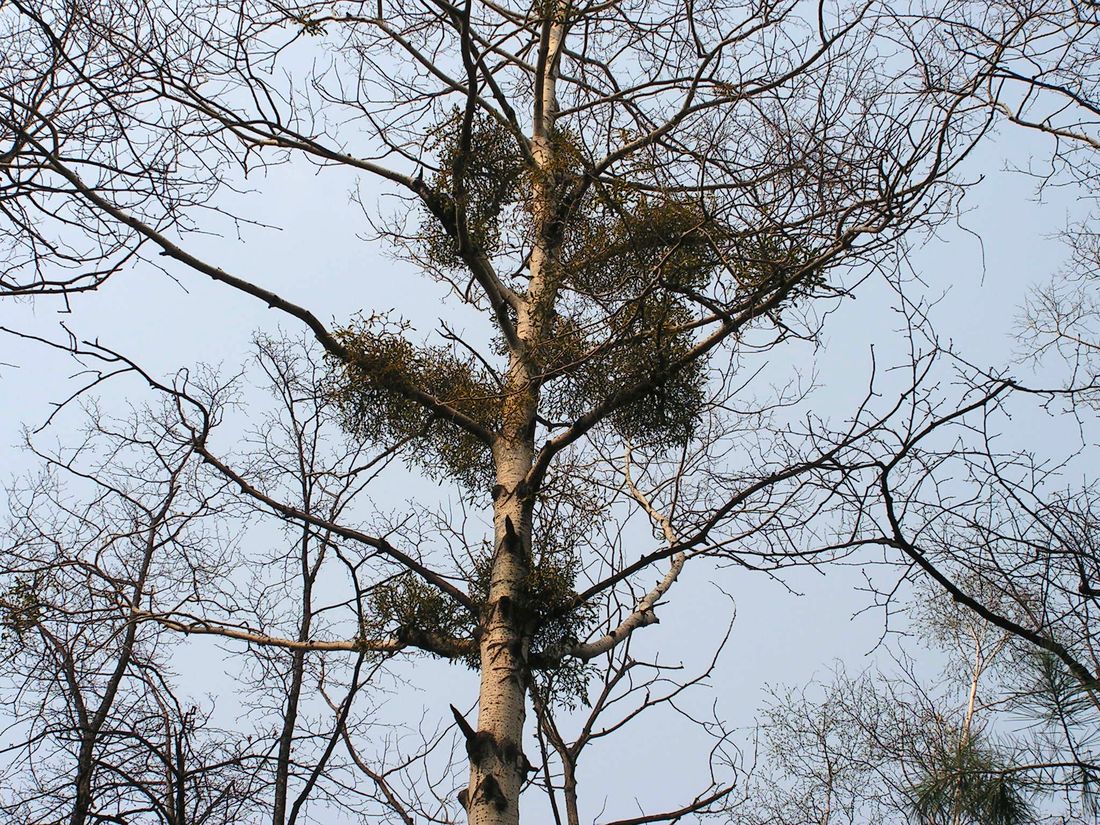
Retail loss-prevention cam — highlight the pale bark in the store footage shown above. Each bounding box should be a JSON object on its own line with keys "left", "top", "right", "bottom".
{"left": 460, "top": 5, "right": 569, "bottom": 820}
{"left": 463, "top": 444, "right": 535, "bottom": 825}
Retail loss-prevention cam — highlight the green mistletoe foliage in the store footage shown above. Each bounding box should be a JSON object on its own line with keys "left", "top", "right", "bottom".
{"left": 340, "top": 115, "right": 830, "bottom": 479}
{"left": 334, "top": 316, "right": 499, "bottom": 490}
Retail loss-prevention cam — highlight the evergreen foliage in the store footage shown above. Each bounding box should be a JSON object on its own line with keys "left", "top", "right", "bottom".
{"left": 910, "top": 734, "right": 1034, "bottom": 825}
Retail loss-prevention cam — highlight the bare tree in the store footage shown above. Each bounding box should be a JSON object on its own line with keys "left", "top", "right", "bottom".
{"left": 0, "top": 397, "right": 259, "bottom": 825}
{"left": 1, "top": 0, "right": 1078, "bottom": 823}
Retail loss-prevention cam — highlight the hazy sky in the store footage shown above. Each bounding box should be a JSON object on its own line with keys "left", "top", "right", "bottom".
{"left": 0, "top": 89, "right": 1089, "bottom": 821}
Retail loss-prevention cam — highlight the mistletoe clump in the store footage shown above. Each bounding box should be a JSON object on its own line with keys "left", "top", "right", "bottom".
{"left": 334, "top": 316, "right": 501, "bottom": 489}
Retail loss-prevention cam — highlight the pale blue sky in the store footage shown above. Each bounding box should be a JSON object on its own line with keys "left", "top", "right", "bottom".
{"left": 0, "top": 91, "right": 1091, "bottom": 822}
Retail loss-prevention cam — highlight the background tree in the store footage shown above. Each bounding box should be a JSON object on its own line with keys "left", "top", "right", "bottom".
{"left": 741, "top": 583, "right": 1099, "bottom": 825}
{"left": 0, "top": 393, "right": 259, "bottom": 825}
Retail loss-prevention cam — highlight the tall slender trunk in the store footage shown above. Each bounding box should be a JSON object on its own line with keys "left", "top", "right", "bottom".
{"left": 462, "top": 6, "right": 568, "bottom": 822}
{"left": 951, "top": 634, "right": 984, "bottom": 825}
{"left": 463, "top": 289, "right": 547, "bottom": 823}
{"left": 273, "top": 521, "right": 316, "bottom": 825}
{"left": 464, "top": 433, "right": 536, "bottom": 825}
{"left": 561, "top": 755, "right": 580, "bottom": 825}
{"left": 172, "top": 725, "right": 188, "bottom": 825}
{"left": 69, "top": 487, "right": 176, "bottom": 825}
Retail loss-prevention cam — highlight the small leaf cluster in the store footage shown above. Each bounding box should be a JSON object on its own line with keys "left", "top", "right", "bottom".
{"left": 727, "top": 229, "right": 826, "bottom": 299}
{"left": 526, "top": 542, "right": 594, "bottom": 656}
{"left": 541, "top": 195, "right": 828, "bottom": 448}
{"left": 525, "top": 517, "right": 600, "bottom": 708}
{"left": 1, "top": 576, "right": 41, "bottom": 641}
{"left": 369, "top": 574, "right": 475, "bottom": 643}
{"left": 604, "top": 298, "right": 706, "bottom": 447}
{"left": 563, "top": 191, "right": 717, "bottom": 298}
{"left": 535, "top": 189, "right": 718, "bottom": 448}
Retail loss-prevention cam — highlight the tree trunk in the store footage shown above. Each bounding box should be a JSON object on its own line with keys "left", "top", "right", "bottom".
{"left": 462, "top": 6, "right": 567, "bottom": 820}
{"left": 273, "top": 522, "right": 316, "bottom": 825}
{"left": 69, "top": 737, "right": 95, "bottom": 825}
{"left": 463, "top": 435, "right": 535, "bottom": 825}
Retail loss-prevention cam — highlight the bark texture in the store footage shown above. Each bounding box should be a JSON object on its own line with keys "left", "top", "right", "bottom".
{"left": 460, "top": 7, "right": 568, "bottom": 821}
